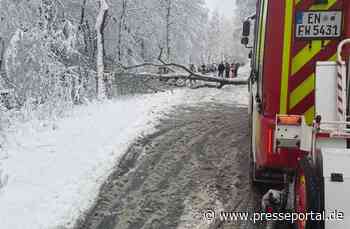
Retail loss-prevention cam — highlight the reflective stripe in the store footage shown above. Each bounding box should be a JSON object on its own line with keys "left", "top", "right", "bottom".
{"left": 292, "top": 41, "right": 331, "bottom": 76}
{"left": 255, "top": 1, "right": 265, "bottom": 69}
{"left": 259, "top": 0, "right": 269, "bottom": 66}
{"left": 255, "top": 0, "right": 269, "bottom": 97}
{"left": 280, "top": 0, "right": 294, "bottom": 114}
{"left": 290, "top": 52, "right": 336, "bottom": 124}
{"left": 290, "top": 73, "right": 315, "bottom": 109}
{"left": 304, "top": 106, "right": 315, "bottom": 126}
{"left": 329, "top": 53, "right": 337, "bottom": 61}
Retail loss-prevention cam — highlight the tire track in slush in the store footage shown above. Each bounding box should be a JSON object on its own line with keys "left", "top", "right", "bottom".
{"left": 75, "top": 103, "right": 262, "bottom": 229}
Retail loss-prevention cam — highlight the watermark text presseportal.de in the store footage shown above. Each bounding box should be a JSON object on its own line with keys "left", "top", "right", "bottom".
{"left": 203, "top": 209, "right": 344, "bottom": 224}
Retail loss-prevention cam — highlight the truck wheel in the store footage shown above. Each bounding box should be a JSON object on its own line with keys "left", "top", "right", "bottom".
{"left": 294, "top": 157, "right": 322, "bottom": 229}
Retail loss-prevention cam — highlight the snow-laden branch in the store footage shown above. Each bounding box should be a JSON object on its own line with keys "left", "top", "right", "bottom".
{"left": 116, "top": 49, "right": 248, "bottom": 89}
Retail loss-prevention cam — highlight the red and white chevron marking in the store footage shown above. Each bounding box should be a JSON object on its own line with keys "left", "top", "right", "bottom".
{"left": 337, "top": 60, "right": 347, "bottom": 121}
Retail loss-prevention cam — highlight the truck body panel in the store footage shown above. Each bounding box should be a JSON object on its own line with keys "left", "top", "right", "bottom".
{"left": 251, "top": 0, "right": 349, "bottom": 175}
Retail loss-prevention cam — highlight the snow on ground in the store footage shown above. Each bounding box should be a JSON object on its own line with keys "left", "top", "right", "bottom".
{"left": 0, "top": 70, "right": 249, "bottom": 229}
{"left": 238, "top": 62, "right": 251, "bottom": 78}
{"left": 182, "top": 84, "right": 248, "bottom": 107}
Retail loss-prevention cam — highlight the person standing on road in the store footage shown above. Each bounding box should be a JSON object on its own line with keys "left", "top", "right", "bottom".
{"left": 201, "top": 64, "right": 206, "bottom": 74}
{"left": 218, "top": 62, "right": 225, "bottom": 77}
{"left": 190, "top": 64, "right": 196, "bottom": 73}
{"left": 230, "top": 63, "right": 236, "bottom": 78}
{"left": 225, "top": 62, "right": 230, "bottom": 78}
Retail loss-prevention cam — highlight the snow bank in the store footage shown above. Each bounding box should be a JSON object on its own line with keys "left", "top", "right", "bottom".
{"left": 0, "top": 91, "right": 185, "bottom": 229}
{"left": 0, "top": 85, "right": 248, "bottom": 229}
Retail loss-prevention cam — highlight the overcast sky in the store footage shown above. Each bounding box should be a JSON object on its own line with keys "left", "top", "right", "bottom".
{"left": 205, "top": 0, "right": 236, "bottom": 18}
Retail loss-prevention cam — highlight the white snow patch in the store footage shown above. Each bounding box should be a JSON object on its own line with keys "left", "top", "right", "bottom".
{"left": 181, "top": 85, "right": 248, "bottom": 107}
{"left": 238, "top": 62, "right": 251, "bottom": 80}
{"left": 0, "top": 85, "right": 248, "bottom": 229}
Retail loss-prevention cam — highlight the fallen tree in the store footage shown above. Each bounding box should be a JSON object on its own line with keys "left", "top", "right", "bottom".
{"left": 115, "top": 72, "right": 248, "bottom": 88}
{"left": 112, "top": 49, "right": 249, "bottom": 89}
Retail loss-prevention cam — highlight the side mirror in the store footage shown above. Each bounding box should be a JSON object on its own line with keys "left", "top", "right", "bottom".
{"left": 242, "top": 20, "right": 251, "bottom": 37}
{"left": 241, "top": 37, "right": 249, "bottom": 46}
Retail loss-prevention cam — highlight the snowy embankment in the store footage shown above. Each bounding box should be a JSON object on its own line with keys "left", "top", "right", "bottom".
{"left": 0, "top": 65, "right": 249, "bottom": 229}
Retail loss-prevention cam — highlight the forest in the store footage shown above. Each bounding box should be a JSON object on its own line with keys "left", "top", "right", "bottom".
{"left": 0, "top": 0, "right": 255, "bottom": 137}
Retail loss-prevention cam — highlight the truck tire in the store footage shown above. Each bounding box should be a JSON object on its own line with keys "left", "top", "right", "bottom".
{"left": 294, "top": 156, "right": 322, "bottom": 229}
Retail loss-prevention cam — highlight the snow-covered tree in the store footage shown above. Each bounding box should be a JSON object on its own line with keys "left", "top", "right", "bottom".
{"left": 235, "top": 0, "right": 256, "bottom": 20}
{"left": 95, "top": 0, "right": 109, "bottom": 100}
{"left": 0, "top": 0, "right": 212, "bottom": 119}
{"left": 206, "top": 10, "right": 224, "bottom": 63}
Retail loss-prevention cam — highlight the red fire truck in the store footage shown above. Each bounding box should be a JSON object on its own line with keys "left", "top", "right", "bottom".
{"left": 242, "top": 0, "right": 350, "bottom": 228}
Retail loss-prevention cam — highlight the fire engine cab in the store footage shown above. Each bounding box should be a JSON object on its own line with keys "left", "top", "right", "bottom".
{"left": 242, "top": 0, "right": 350, "bottom": 228}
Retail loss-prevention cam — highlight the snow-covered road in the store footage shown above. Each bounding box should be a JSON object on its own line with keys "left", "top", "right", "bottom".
{"left": 0, "top": 66, "right": 250, "bottom": 229}
{"left": 76, "top": 96, "right": 258, "bottom": 229}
